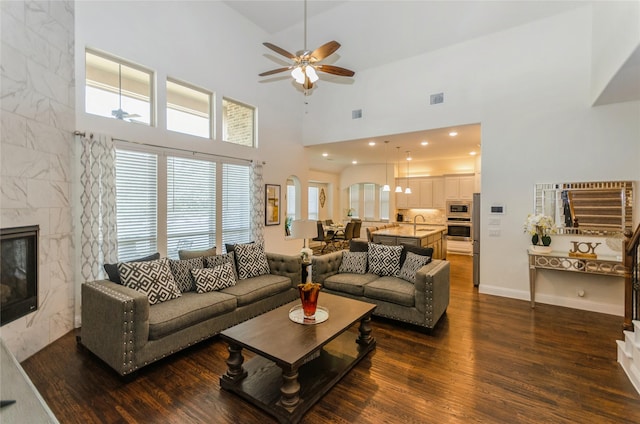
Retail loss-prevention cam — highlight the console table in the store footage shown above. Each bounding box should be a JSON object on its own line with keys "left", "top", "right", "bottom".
{"left": 527, "top": 249, "right": 625, "bottom": 308}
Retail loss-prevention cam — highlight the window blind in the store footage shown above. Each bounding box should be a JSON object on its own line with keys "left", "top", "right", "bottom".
{"left": 167, "top": 156, "right": 216, "bottom": 259}
{"left": 308, "top": 186, "right": 319, "bottom": 220}
{"left": 115, "top": 149, "right": 158, "bottom": 261}
{"left": 364, "top": 183, "right": 376, "bottom": 220}
{"left": 222, "top": 163, "right": 251, "bottom": 248}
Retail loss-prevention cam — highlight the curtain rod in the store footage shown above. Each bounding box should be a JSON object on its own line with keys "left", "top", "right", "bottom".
{"left": 73, "top": 131, "right": 264, "bottom": 165}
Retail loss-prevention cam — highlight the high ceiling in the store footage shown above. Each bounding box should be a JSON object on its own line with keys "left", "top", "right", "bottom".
{"left": 223, "top": 1, "right": 635, "bottom": 173}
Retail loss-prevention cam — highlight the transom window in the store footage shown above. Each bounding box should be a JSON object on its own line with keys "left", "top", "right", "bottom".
{"left": 222, "top": 97, "right": 256, "bottom": 147}
{"left": 166, "top": 78, "right": 212, "bottom": 139}
{"left": 85, "top": 50, "right": 153, "bottom": 125}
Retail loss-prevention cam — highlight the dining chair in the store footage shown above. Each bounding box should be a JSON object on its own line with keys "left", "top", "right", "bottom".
{"left": 351, "top": 220, "right": 362, "bottom": 240}
{"left": 333, "top": 222, "right": 354, "bottom": 249}
{"left": 313, "top": 221, "right": 336, "bottom": 253}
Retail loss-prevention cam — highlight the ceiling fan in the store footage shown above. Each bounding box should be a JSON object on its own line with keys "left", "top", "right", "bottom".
{"left": 111, "top": 63, "right": 140, "bottom": 121}
{"left": 258, "top": 0, "right": 355, "bottom": 94}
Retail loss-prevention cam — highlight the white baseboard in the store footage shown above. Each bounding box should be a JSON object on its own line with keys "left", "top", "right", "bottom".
{"left": 478, "top": 284, "right": 623, "bottom": 316}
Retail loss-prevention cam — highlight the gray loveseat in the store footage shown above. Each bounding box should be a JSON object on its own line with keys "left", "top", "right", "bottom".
{"left": 312, "top": 245, "right": 450, "bottom": 330}
{"left": 80, "top": 251, "right": 301, "bottom": 376}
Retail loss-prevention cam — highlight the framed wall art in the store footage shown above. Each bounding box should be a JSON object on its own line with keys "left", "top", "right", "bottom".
{"left": 265, "top": 184, "right": 281, "bottom": 226}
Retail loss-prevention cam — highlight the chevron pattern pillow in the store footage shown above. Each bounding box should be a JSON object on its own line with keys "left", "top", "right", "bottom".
{"left": 339, "top": 251, "right": 368, "bottom": 274}
{"left": 368, "top": 243, "right": 402, "bottom": 277}
{"left": 191, "top": 262, "right": 236, "bottom": 293}
{"left": 398, "top": 251, "right": 431, "bottom": 283}
{"left": 234, "top": 242, "right": 270, "bottom": 280}
{"left": 119, "top": 258, "right": 181, "bottom": 305}
{"left": 169, "top": 257, "right": 204, "bottom": 292}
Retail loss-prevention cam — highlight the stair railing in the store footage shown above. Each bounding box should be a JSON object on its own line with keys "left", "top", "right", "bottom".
{"left": 623, "top": 223, "right": 640, "bottom": 331}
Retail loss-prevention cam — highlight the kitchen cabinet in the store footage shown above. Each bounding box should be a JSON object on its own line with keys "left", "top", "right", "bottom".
{"left": 444, "top": 175, "right": 475, "bottom": 200}
{"left": 396, "top": 177, "right": 444, "bottom": 209}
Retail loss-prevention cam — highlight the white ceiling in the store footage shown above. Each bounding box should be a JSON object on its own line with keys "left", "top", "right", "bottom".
{"left": 223, "top": 1, "right": 635, "bottom": 173}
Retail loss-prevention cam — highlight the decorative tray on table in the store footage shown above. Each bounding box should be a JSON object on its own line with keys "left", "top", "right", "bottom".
{"left": 288, "top": 305, "right": 329, "bottom": 325}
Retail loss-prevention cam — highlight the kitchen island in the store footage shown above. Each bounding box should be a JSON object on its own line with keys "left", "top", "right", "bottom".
{"left": 371, "top": 225, "right": 447, "bottom": 259}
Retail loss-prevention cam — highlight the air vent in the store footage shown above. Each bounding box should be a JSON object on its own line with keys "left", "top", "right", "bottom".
{"left": 352, "top": 109, "right": 362, "bottom": 119}
{"left": 430, "top": 92, "right": 444, "bottom": 105}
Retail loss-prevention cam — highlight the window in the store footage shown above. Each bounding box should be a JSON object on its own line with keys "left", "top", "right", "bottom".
{"left": 308, "top": 186, "right": 319, "bottom": 220}
{"left": 349, "top": 183, "right": 389, "bottom": 221}
{"left": 166, "top": 79, "right": 212, "bottom": 138}
{"left": 222, "top": 97, "right": 255, "bottom": 147}
{"left": 222, "top": 163, "right": 251, "bottom": 247}
{"left": 363, "top": 183, "right": 375, "bottom": 219}
{"left": 380, "top": 189, "right": 390, "bottom": 220}
{"left": 85, "top": 50, "right": 153, "bottom": 125}
{"left": 115, "top": 149, "right": 158, "bottom": 261}
{"left": 167, "top": 157, "right": 216, "bottom": 259}
{"left": 349, "top": 184, "right": 359, "bottom": 217}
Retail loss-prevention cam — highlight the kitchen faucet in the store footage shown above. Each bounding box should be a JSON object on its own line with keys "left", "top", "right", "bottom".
{"left": 413, "top": 214, "right": 426, "bottom": 233}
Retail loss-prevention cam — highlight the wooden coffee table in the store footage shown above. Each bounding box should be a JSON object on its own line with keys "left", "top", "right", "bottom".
{"left": 219, "top": 293, "right": 376, "bottom": 424}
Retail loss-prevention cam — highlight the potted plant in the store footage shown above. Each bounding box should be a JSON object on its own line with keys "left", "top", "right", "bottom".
{"left": 524, "top": 213, "right": 556, "bottom": 252}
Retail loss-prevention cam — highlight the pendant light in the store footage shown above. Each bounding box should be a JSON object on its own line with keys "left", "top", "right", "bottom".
{"left": 404, "top": 151, "right": 412, "bottom": 195}
{"left": 394, "top": 147, "right": 403, "bottom": 193}
{"left": 382, "top": 140, "right": 390, "bottom": 192}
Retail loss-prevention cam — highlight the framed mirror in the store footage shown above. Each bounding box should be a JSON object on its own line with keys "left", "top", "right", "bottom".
{"left": 534, "top": 181, "right": 634, "bottom": 236}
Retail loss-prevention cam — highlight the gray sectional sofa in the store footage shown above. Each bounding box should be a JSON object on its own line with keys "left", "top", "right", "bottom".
{"left": 80, "top": 251, "right": 301, "bottom": 376}
{"left": 312, "top": 244, "right": 450, "bottom": 330}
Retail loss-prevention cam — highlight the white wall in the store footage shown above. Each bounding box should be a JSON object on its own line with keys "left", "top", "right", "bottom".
{"left": 0, "top": 0, "right": 76, "bottom": 360}
{"left": 303, "top": 6, "right": 640, "bottom": 315}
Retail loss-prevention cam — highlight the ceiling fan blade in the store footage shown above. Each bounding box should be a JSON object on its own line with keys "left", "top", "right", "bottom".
{"left": 263, "top": 42, "right": 296, "bottom": 60}
{"left": 310, "top": 41, "right": 341, "bottom": 61}
{"left": 316, "top": 64, "right": 355, "bottom": 77}
{"left": 259, "top": 67, "right": 292, "bottom": 77}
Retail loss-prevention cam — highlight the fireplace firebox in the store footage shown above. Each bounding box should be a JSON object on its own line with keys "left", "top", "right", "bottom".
{"left": 1, "top": 225, "right": 39, "bottom": 326}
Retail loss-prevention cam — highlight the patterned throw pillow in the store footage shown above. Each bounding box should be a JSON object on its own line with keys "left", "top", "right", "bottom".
{"left": 205, "top": 252, "right": 238, "bottom": 280}
{"left": 367, "top": 243, "right": 402, "bottom": 277}
{"left": 338, "top": 251, "right": 368, "bottom": 274}
{"left": 103, "top": 252, "right": 160, "bottom": 284}
{"left": 168, "top": 257, "right": 204, "bottom": 292}
{"left": 191, "top": 262, "right": 236, "bottom": 293}
{"left": 398, "top": 251, "right": 431, "bottom": 283}
{"left": 118, "top": 258, "right": 181, "bottom": 305}
{"left": 234, "top": 242, "right": 270, "bottom": 280}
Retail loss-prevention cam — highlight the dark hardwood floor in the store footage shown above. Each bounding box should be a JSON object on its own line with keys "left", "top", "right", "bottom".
{"left": 21, "top": 254, "right": 640, "bottom": 423}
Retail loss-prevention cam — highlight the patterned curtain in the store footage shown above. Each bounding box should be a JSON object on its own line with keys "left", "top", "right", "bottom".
{"left": 79, "top": 133, "right": 118, "bottom": 281}
{"left": 250, "top": 161, "right": 265, "bottom": 244}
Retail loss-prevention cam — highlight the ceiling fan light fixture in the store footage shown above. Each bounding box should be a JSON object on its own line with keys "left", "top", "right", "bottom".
{"left": 291, "top": 67, "right": 305, "bottom": 84}
{"left": 305, "top": 66, "right": 319, "bottom": 83}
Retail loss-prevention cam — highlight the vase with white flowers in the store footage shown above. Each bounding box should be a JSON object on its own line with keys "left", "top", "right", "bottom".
{"left": 300, "top": 247, "right": 313, "bottom": 263}
{"left": 524, "top": 213, "right": 556, "bottom": 252}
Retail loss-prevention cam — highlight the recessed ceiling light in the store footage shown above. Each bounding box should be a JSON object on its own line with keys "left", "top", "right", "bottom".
{"left": 449, "top": 131, "right": 458, "bottom": 137}
{"left": 368, "top": 141, "right": 376, "bottom": 146}
{"left": 421, "top": 141, "right": 429, "bottom": 146}
{"left": 470, "top": 151, "right": 477, "bottom": 156}
{"left": 322, "top": 152, "right": 328, "bottom": 157}
{"left": 352, "top": 160, "right": 358, "bottom": 164}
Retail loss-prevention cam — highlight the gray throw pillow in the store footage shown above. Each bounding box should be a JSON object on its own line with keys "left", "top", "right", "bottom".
{"left": 339, "top": 251, "right": 368, "bottom": 274}
{"left": 234, "top": 242, "right": 270, "bottom": 280}
{"left": 169, "top": 257, "right": 204, "bottom": 292}
{"left": 119, "top": 258, "right": 181, "bottom": 305}
{"left": 191, "top": 262, "right": 236, "bottom": 293}
{"left": 368, "top": 243, "right": 402, "bottom": 277}
{"left": 178, "top": 246, "right": 216, "bottom": 260}
{"left": 399, "top": 251, "right": 431, "bottom": 283}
